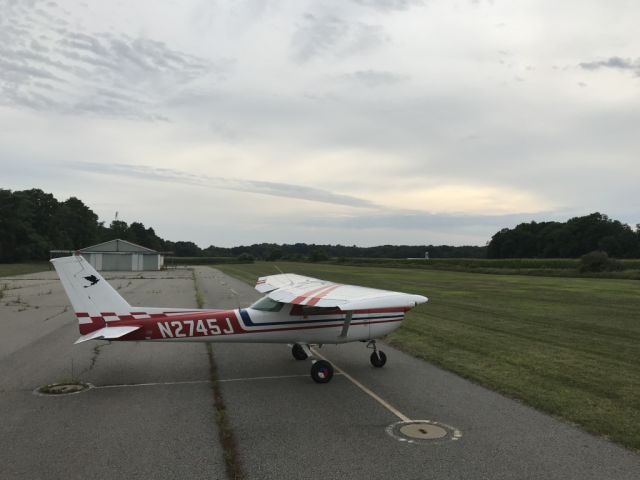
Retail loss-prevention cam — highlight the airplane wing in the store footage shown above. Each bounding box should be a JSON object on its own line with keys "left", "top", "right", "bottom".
{"left": 255, "top": 273, "right": 325, "bottom": 293}
{"left": 256, "top": 274, "right": 427, "bottom": 310}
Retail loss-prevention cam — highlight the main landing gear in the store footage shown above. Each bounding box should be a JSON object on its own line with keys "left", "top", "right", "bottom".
{"left": 367, "top": 340, "right": 387, "bottom": 368}
{"left": 291, "top": 343, "right": 308, "bottom": 361}
{"left": 291, "top": 340, "right": 388, "bottom": 384}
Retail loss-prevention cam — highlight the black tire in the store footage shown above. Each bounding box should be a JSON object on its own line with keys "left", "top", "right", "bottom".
{"left": 310, "top": 360, "right": 334, "bottom": 383}
{"left": 292, "top": 343, "right": 308, "bottom": 360}
{"left": 370, "top": 351, "right": 387, "bottom": 368}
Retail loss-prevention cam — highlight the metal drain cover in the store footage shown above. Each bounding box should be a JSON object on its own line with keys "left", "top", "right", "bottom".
{"left": 34, "top": 382, "right": 92, "bottom": 396}
{"left": 400, "top": 423, "right": 448, "bottom": 439}
{"left": 387, "top": 420, "right": 462, "bottom": 444}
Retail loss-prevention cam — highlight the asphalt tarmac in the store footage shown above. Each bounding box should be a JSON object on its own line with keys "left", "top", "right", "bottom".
{"left": 0, "top": 269, "right": 225, "bottom": 480}
{"left": 1, "top": 266, "right": 639, "bottom": 480}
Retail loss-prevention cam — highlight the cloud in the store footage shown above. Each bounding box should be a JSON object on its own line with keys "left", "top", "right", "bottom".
{"left": 341, "top": 69, "right": 408, "bottom": 87}
{"left": 351, "top": 0, "right": 424, "bottom": 11}
{"left": 68, "top": 162, "right": 378, "bottom": 209}
{"left": 291, "top": 14, "right": 387, "bottom": 63}
{"left": 0, "top": 0, "right": 230, "bottom": 120}
{"left": 579, "top": 56, "right": 640, "bottom": 76}
{"left": 328, "top": 211, "right": 545, "bottom": 229}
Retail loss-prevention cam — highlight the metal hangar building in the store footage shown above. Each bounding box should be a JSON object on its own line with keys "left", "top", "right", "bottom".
{"left": 51, "top": 239, "right": 163, "bottom": 271}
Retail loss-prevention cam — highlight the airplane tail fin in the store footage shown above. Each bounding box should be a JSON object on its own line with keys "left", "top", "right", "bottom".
{"left": 51, "top": 254, "right": 132, "bottom": 335}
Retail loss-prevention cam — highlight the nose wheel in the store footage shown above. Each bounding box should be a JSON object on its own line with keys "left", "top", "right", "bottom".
{"left": 291, "top": 344, "right": 336, "bottom": 383}
{"left": 310, "top": 360, "right": 334, "bottom": 383}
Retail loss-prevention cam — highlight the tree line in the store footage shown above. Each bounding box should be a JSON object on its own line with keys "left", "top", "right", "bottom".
{"left": 0, "top": 188, "right": 486, "bottom": 262}
{"left": 192, "top": 242, "right": 486, "bottom": 261}
{"left": 0, "top": 189, "right": 170, "bottom": 262}
{"left": 1, "top": 189, "right": 638, "bottom": 262}
{"left": 487, "top": 212, "right": 640, "bottom": 258}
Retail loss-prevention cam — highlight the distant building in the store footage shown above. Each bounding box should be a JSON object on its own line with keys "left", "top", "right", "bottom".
{"left": 50, "top": 239, "right": 163, "bottom": 271}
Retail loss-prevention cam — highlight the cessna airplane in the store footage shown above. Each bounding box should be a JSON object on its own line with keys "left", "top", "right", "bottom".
{"left": 52, "top": 254, "right": 428, "bottom": 383}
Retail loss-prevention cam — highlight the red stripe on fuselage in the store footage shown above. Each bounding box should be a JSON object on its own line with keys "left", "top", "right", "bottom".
{"left": 122, "top": 316, "right": 403, "bottom": 341}
{"left": 231, "top": 317, "right": 403, "bottom": 335}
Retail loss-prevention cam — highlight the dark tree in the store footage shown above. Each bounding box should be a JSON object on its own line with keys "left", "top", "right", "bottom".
{"left": 487, "top": 213, "right": 640, "bottom": 258}
{"left": 173, "top": 241, "right": 201, "bottom": 257}
{"left": 52, "top": 197, "right": 99, "bottom": 250}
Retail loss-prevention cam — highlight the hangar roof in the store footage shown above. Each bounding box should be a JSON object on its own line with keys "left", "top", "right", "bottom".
{"left": 80, "top": 239, "right": 158, "bottom": 254}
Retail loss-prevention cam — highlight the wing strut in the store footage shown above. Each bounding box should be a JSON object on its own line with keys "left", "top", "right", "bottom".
{"left": 339, "top": 311, "right": 353, "bottom": 338}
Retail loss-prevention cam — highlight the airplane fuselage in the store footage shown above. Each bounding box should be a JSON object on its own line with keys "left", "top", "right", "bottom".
{"left": 76, "top": 306, "right": 407, "bottom": 344}
{"left": 52, "top": 255, "right": 427, "bottom": 383}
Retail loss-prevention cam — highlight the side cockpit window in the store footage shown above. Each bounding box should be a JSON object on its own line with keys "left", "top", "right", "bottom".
{"left": 250, "top": 296, "right": 285, "bottom": 312}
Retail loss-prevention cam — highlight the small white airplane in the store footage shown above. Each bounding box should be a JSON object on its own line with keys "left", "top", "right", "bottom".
{"left": 52, "top": 254, "right": 428, "bottom": 383}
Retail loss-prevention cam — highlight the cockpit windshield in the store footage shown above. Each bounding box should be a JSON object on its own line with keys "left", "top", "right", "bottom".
{"left": 250, "top": 296, "right": 285, "bottom": 312}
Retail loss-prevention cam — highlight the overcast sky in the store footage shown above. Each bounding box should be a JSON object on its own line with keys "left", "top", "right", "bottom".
{"left": 2, "top": 0, "right": 639, "bottom": 247}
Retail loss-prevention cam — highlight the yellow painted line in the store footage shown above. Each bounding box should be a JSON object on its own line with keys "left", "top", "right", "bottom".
{"left": 312, "top": 348, "right": 411, "bottom": 422}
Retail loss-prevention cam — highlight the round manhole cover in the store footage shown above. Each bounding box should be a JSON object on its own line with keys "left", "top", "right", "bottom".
{"left": 400, "top": 423, "right": 448, "bottom": 439}
{"left": 34, "top": 382, "right": 92, "bottom": 396}
{"left": 387, "top": 420, "right": 462, "bottom": 444}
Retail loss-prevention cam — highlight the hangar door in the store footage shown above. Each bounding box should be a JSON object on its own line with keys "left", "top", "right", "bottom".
{"left": 143, "top": 255, "right": 158, "bottom": 270}
{"left": 102, "top": 253, "right": 133, "bottom": 271}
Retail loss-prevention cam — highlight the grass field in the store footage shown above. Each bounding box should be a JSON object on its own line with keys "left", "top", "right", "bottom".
{"left": 0, "top": 263, "right": 50, "bottom": 277}
{"left": 330, "top": 257, "right": 640, "bottom": 279}
{"left": 215, "top": 261, "right": 640, "bottom": 452}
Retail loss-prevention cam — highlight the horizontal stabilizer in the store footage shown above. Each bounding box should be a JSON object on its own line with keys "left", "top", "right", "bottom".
{"left": 74, "top": 326, "right": 141, "bottom": 344}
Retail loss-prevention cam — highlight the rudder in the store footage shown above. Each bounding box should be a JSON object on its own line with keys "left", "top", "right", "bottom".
{"left": 51, "top": 254, "right": 131, "bottom": 334}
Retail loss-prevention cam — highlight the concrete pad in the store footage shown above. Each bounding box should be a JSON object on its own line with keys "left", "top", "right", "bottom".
{"left": 0, "top": 268, "right": 226, "bottom": 480}
{"left": 2, "top": 385, "right": 222, "bottom": 480}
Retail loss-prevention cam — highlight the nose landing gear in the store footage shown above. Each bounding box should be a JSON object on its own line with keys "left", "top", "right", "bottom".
{"left": 310, "top": 359, "right": 334, "bottom": 383}
{"left": 292, "top": 343, "right": 336, "bottom": 383}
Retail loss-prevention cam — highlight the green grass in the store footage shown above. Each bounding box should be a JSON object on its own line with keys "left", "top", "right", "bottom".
{"left": 0, "top": 263, "right": 50, "bottom": 277}
{"left": 329, "top": 257, "right": 640, "bottom": 279}
{"left": 214, "top": 261, "right": 640, "bottom": 452}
